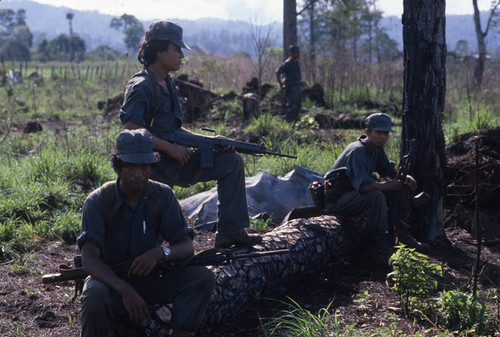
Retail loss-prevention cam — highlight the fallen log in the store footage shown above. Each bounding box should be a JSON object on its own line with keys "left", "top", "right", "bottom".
{"left": 199, "top": 214, "right": 369, "bottom": 335}
{"left": 115, "top": 215, "right": 370, "bottom": 336}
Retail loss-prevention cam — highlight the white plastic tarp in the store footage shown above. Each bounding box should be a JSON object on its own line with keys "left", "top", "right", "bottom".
{"left": 179, "top": 165, "right": 323, "bottom": 229}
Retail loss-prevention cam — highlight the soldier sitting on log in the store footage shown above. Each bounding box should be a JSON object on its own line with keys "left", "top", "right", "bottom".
{"left": 323, "top": 113, "right": 428, "bottom": 266}
{"left": 120, "top": 20, "right": 262, "bottom": 249}
{"left": 77, "top": 129, "right": 215, "bottom": 337}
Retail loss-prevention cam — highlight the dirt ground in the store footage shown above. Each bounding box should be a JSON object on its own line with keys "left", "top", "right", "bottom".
{"left": 0, "top": 226, "right": 499, "bottom": 337}
{"left": 1, "top": 128, "right": 499, "bottom": 336}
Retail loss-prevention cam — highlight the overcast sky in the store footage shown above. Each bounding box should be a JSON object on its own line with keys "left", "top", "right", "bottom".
{"left": 19, "top": 0, "right": 493, "bottom": 22}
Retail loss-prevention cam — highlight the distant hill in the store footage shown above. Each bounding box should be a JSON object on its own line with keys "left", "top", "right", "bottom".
{"left": 381, "top": 12, "right": 500, "bottom": 54}
{"left": 1, "top": 0, "right": 281, "bottom": 56}
{"left": 2, "top": 0, "right": 499, "bottom": 56}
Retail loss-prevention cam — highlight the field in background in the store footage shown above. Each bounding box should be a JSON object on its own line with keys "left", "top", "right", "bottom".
{"left": 1, "top": 54, "right": 499, "bottom": 258}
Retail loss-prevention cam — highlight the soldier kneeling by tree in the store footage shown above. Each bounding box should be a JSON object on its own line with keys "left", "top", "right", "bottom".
{"left": 319, "top": 113, "right": 429, "bottom": 266}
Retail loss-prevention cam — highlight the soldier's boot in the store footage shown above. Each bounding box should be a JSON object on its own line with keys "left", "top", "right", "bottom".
{"left": 170, "top": 331, "right": 195, "bottom": 337}
{"left": 371, "top": 235, "right": 394, "bottom": 268}
{"left": 397, "top": 219, "right": 430, "bottom": 252}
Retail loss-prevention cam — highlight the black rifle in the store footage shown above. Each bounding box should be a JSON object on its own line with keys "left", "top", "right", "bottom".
{"left": 162, "top": 129, "right": 296, "bottom": 168}
{"left": 42, "top": 248, "right": 289, "bottom": 284}
{"left": 388, "top": 140, "right": 416, "bottom": 244}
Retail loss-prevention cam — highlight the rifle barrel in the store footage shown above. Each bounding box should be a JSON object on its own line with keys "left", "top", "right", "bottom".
{"left": 42, "top": 249, "right": 289, "bottom": 284}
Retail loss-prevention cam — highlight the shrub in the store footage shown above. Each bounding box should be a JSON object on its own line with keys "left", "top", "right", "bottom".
{"left": 436, "top": 289, "right": 500, "bottom": 335}
{"left": 388, "top": 244, "right": 442, "bottom": 314}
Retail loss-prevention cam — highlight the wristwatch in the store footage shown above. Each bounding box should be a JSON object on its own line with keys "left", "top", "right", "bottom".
{"left": 162, "top": 247, "right": 171, "bottom": 261}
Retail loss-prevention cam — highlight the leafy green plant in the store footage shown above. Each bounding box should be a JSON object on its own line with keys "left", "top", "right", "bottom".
{"left": 388, "top": 244, "right": 442, "bottom": 314}
{"left": 436, "top": 289, "right": 500, "bottom": 335}
{"left": 295, "top": 114, "right": 319, "bottom": 131}
{"left": 353, "top": 290, "right": 372, "bottom": 312}
{"left": 249, "top": 216, "right": 273, "bottom": 232}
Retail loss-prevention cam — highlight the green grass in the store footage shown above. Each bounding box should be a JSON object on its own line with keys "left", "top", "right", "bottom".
{"left": 1, "top": 58, "right": 500, "bottom": 336}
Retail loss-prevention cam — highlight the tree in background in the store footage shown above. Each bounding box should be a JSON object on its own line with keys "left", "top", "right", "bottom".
{"left": 472, "top": 0, "right": 500, "bottom": 88}
{"left": 455, "top": 39, "right": 470, "bottom": 59}
{"left": 66, "top": 12, "right": 74, "bottom": 37}
{"left": 110, "top": 14, "right": 144, "bottom": 53}
{"left": 283, "top": 0, "right": 298, "bottom": 60}
{"left": 402, "top": 0, "right": 447, "bottom": 244}
{"left": 36, "top": 34, "right": 86, "bottom": 62}
{"left": 0, "top": 9, "right": 33, "bottom": 60}
{"left": 305, "top": 0, "right": 388, "bottom": 62}
{"left": 250, "top": 20, "right": 277, "bottom": 111}
{"left": 0, "top": 39, "right": 30, "bottom": 61}
{"left": 295, "top": 0, "right": 396, "bottom": 90}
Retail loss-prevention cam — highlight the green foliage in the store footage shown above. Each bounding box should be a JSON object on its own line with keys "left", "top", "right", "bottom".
{"left": 37, "top": 34, "right": 86, "bottom": 62}
{"left": 0, "top": 126, "right": 116, "bottom": 258}
{"left": 7, "top": 249, "right": 39, "bottom": 275}
{"left": 470, "top": 105, "right": 497, "bottom": 131}
{"left": 388, "top": 244, "right": 443, "bottom": 314}
{"left": 261, "top": 298, "right": 341, "bottom": 337}
{"left": 436, "top": 289, "right": 500, "bottom": 335}
{"left": 244, "top": 113, "right": 295, "bottom": 142}
{"left": 84, "top": 45, "right": 124, "bottom": 62}
{"left": 353, "top": 290, "right": 372, "bottom": 312}
{"left": 295, "top": 114, "right": 320, "bottom": 130}
{"left": 0, "top": 39, "right": 31, "bottom": 61}
{"left": 110, "top": 14, "right": 144, "bottom": 51}
{"left": 249, "top": 216, "right": 273, "bottom": 232}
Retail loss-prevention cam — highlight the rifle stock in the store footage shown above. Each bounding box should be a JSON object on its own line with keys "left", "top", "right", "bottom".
{"left": 162, "top": 130, "right": 296, "bottom": 168}
{"left": 42, "top": 248, "right": 289, "bottom": 285}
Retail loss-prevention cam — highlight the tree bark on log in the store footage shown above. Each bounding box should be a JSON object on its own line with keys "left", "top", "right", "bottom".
{"left": 116, "top": 215, "right": 370, "bottom": 336}
{"left": 402, "top": 0, "right": 447, "bottom": 243}
{"left": 198, "top": 215, "right": 369, "bottom": 335}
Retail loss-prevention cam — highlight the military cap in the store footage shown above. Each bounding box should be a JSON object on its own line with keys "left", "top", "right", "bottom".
{"left": 365, "top": 113, "right": 395, "bottom": 133}
{"left": 145, "top": 21, "right": 191, "bottom": 50}
{"left": 115, "top": 129, "right": 159, "bottom": 164}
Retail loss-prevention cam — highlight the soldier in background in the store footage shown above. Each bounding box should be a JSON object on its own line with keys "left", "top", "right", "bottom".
{"left": 276, "top": 44, "right": 302, "bottom": 122}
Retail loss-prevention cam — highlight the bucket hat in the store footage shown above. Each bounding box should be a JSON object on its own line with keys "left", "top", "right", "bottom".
{"left": 116, "top": 129, "right": 158, "bottom": 164}
{"left": 365, "top": 113, "right": 395, "bottom": 133}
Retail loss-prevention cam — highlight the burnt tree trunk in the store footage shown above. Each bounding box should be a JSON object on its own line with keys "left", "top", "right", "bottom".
{"left": 473, "top": 0, "right": 487, "bottom": 88}
{"left": 309, "top": 0, "right": 316, "bottom": 83}
{"left": 283, "top": 0, "right": 298, "bottom": 59}
{"left": 198, "top": 215, "right": 369, "bottom": 335}
{"left": 402, "top": 0, "right": 447, "bottom": 242}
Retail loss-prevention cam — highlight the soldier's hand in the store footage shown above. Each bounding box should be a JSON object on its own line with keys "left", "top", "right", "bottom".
{"left": 128, "top": 249, "right": 161, "bottom": 277}
{"left": 388, "top": 180, "right": 405, "bottom": 192}
{"left": 121, "top": 287, "right": 150, "bottom": 326}
{"left": 404, "top": 175, "right": 417, "bottom": 192}
{"left": 214, "top": 135, "right": 235, "bottom": 152}
{"left": 169, "top": 143, "right": 191, "bottom": 165}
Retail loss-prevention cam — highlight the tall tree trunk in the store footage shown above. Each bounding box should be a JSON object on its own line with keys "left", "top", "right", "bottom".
{"left": 402, "top": 0, "right": 447, "bottom": 243}
{"left": 472, "top": 0, "right": 487, "bottom": 87}
{"left": 283, "top": 0, "right": 298, "bottom": 59}
{"left": 309, "top": 1, "right": 316, "bottom": 83}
